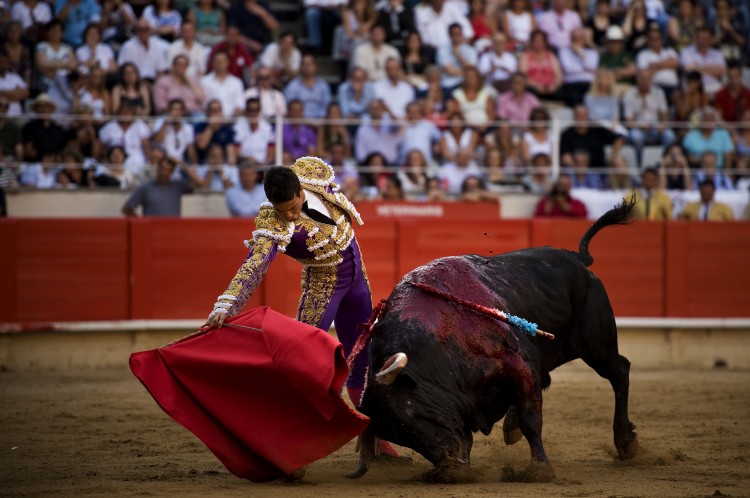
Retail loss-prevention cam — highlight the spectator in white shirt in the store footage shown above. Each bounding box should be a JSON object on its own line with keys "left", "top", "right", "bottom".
{"left": 636, "top": 24, "right": 680, "bottom": 102}
{"left": 11, "top": 0, "right": 53, "bottom": 35}
{"left": 373, "top": 57, "right": 415, "bottom": 118}
{"left": 76, "top": 23, "right": 117, "bottom": 76}
{"left": 680, "top": 26, "right": 727, "bottom": 98}
{"left": 19, "top": 151, "right": 61, "bottom": 189}
{"left": 167, "top": 20, "right": 209, "bottom": 78}
{"left": 258, "top": 31, "right": 301, "bottom": 85}
{"left": 537, "top": 0, "right": 583, "bottom": 51}
{"left": 558, "top": 27, "right": 599, "bottom": 106}
{"left": 437, "top": 22, "right": 478, "bottom": 90}
{"left": 351, "top": 24, "right": 401, "bottom": 82}
{"left": 243, "top": 66, "right": 287, "bottom": 121}
{"left": 117, "top": 18, "right": 170, "bottom": 81}
{"left": 439, "top": 146, "right": 482, "bottom": 195}
{"left": 0, "top": 48, "right": 29, "bottom": 117}
{"left": 232, "top": 97, "right": 274, "bottom": 164}
{"left": 98, "top": 102, "right": 152, "bottom": 176}
{"left": 622, "top": 71, "right": 676, "bottom": 168}
{"left": 477, "top": 31, "right": 517, "bottom": 92}
{"left": 414, "top": 0, "right": 473, "bottom": 49}
{"left": 151, "top": 98, "right": 197, "bottom": 164}
{"left": 200, "top": 50, "right": 245, "bottom": 117}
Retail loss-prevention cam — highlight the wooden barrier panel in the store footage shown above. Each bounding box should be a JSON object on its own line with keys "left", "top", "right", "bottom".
{"left": 666, "top": 222, "right": 750, "bottom": 317}
{"left": 355, "top": 201, "right": 500, "bottom": 220}
{"left": 0, "top": 219, "right": 129, "bottom": 322}
{"left": 129, "top": 218, "right": 264, "bottom": 319}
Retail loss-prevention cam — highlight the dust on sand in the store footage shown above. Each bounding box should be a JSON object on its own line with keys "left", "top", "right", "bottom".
{"left": 1, "top": 364, "right": 749, "bottom": 497}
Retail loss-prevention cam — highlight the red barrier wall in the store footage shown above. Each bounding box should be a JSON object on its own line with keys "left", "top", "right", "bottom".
{"left": 1, "top": 218, "right": 749, "bottom": 322}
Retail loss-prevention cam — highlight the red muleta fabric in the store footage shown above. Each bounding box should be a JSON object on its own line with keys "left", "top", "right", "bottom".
{"left": 129, "top": 306, "right": 370, "bottom": 482}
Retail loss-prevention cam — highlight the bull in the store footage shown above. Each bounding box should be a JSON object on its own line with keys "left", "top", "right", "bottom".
{"left": 349, "top": 201, "right": 639, "bottom": 481}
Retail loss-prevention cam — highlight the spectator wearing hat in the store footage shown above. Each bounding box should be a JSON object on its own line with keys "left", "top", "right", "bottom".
{"left": 558, "top": 27, "right": 599, "bottom": 107}
{"left": 636, "top": 25, "right": 680, "bottom": 103}
{"left": 122, "top": 156, "right": 201, "bottom": 217}
{"left": 599, "top": 25, "right": 636, "bottom": 90}
{"left": 680, "top": 26, "right": 727, "bottom": 98}
{"left": 0, "top": 47, "right": 29, "bottom": 118}
{"left": 679, "top": 178, "right": 734, "bottom": 221}
{"left": 22, "top": 94, "right": 67, "bottom": 162}
{"left": 537, "top": 0, "right": 582, "bottom": 51}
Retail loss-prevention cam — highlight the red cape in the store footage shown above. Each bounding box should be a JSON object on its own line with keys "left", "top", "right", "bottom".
{"left": 129, "top": 307, "right": 370, "bottom": 482}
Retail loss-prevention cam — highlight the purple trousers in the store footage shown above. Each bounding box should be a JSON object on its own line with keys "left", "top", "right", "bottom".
{"left": 297, "top": 240, "right": 372, "bottom": 388}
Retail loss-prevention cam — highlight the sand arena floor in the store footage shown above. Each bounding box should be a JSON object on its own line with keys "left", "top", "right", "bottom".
{"left": 1, "top": 364, "right": 749, "bottom": 497}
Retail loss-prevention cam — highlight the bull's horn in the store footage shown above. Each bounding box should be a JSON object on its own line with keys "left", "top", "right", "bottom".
{"left": 375, "top": 353, "right": 408, "bottom": 385}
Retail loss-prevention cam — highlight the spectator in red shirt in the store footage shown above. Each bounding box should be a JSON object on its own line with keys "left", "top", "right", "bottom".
{"left": 713, "top": 60, "right": 750, "bottom": 123}
{"left": 208, "top": 24, "right": 255, "bottom": 84}
{"left": 534, "top": 175, "right": 588, "bottom": 218}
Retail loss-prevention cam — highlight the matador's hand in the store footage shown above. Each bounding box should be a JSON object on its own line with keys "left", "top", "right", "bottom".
{"left": 206, "top": 311, "right": 228, "bottom": 328}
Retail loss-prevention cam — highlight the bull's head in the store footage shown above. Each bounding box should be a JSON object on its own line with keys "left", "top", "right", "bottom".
{"left": 360, "top": 352, "right": 473, "bottom": 469}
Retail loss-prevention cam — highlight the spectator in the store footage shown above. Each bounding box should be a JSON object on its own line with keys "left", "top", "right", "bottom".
{"left": 467, "top": 0, "right": 492, "bottom": 50}
{"left": 375, "top": 0, "right": 416, "bottom": 50}
{"left": 243, "top": 66, "right": 287, "bottom": 121}
{"left": 200, "top": 50, "right": 245, "bottom": 117}
{"left": 558, "top": 27, "right": 599, "bottom": 106}
{"left": 523, "top": 152, "right": 553, "bottom": 195}
{"left": 622, "top": 71, "right": 676, "bottom": 167}
{"left": 227, "top": 0, "right": 278, "bottom": 54}
{"left": 692, "top": 151, "right": 734, "bottom": 190}
{"left": 22, "top": 94, "right": 66, "bottom": 162}
{"left": 437, "top": 22, "right": 478, "bottom": 90}
{"left": 373, "top": 57, "right": 415, "bottom": 118}
{"left": 679, "top": 178, "right": 734, "bottom": 221}
{"left": 439, "top": 146, "right": 482, "bottom": 195}
{"left": 658, "top": 143, "right": 693, "bottom": 190}
{"left": 258, "top": 31, "right": 301, "bottom": 85}
{"left": 680, "top": 26, "right": 727, "bottom": 98}
{"left": 636, "top": 25, "right": 680, "bottom": 102}
{"left": 414, "top": 0, "right": 474, "bottom": 49}
{"left": 326, "top": 140, "right": 359, "bottom": 183}
{"left": 567, "top": 150, "right": 607, "bottom": 189}
{"left": 187, "top": 0, "right": 225, "bottom": 47}
{"left": 400, "top": 101, "right": 441, "bottom": 164}
{"left": 735, "top": 110, "right": 750, "bottom": 175}
{"left": 351, "top": 24, "right": 401, "bottom": 83}
{"left": 35, "top": 19, "right": 77, "bottom": 105}
{"left": 598, "top": 25, "right": 635, "bottom": 90}
{"left": 560, "top": 105, "right": 624, "bottom": 169}
{"left": 713, "top": 61, "right": 750, "bottom": 124}
{"left": 208, "top": 24, "right": 255, "bottom": 83}
{"left": 65, "top": 103, "right": 102, "bottom": 159}
{"left": 4, "top": 22, "right": 31, "bottom": 85}
{"left": 501, "top": 0, "right": 537, "bottom": 52}
{"left": 122, "top": 156, "right": 200, "bottom": 216}
{"left": 521, "top": 107, "right": 553, "bottom": 163}
{"left": 56, "top": 148, "right": 94, "bottom": 189}
{"left": 585, "top": 0, "right": 613, "bottom": 49}
{"left": 537, "top": 0, "right": 582, "bottom": 51}
{"left": 379, "top": 174, "right": 405, "bottom": 200}
{"left": 317, "top": 102, "right": 351, "bottom": 158}
{"left": 452, "top": 64, "right": 496, "bottom": 133}
{"left": 461, "top": 174, "right": 497, "bottom": 201}
{"left": 359, "top": 151, "right": 389, "bottom": 194}
{"left": 195, "top": 143, "right": 239, "bottom": 191}
{"left": 19, "top": 151, "right": 61, "bottom": 189}
{"left": 682, "top": 107, "right": 735, "bottom": 169}
{"left": 0, "top": 47, "right": 29, "bottom": 117}
{"left": 111, "top": 62, "right": 152, "bottom": 117}
{"left": 584, "top": 69, "right": 621, "bottom": 129}
{"left": 335, "top": 0, "right": 377, "bottom": 60}
{"left": 153, "top": 54, "right": 205, "bottom": 115}
{"left": 118, "top": 18, "right": 170, "bottom": 81}
{"left": 55, "top": 0, "right": 101, "bottom": 47}
{"left": 225, "top": 159, "right": 267, "bottom": 216}
{"left": 534, "top": 175, "right": 588, "bottom": 217}
{"left": 283, "top": 54, "right": 331, "bottom": 120}
{"left": 100, "top": 0, "right": 137, "bottom": 48}
{"left": 425, "top": 175, "right": 448, "bottom": 201}
{"left": 477, "top": 31, "right": 517, "bottom": 92}
{"left": 10, "top": 0, "right": 52, "bottom": 40}
{"left": 418, "top": 65, "right": 450, "bottom": 124}
{"left": 668, "top": 0, "right": 705, "bottom": 52}
{"left": 233, "top": 97, "right": 274, "bottom": 164}
{"left": 93, "top": 145, "right": 134, "bottom": 189}
{"left": 711, "top": 0, "right": 747, "bottom": 62}
{"left": 673, "top": 71, "right": 709, "bottom": 136}
{"left": 151, "top": 98, "right": 197, "bottom": 164}
{"left": 0, "top": 96, "right": 23, "bottom": 160}
{"left": 622, "top": 0, "right": 649, "bottom": 54}
{"left": 75, "top": 23, "right": 117, "bottom": 76}
{"left": 337, "top": 66, "right": 375, "bottom": 120}
{"left": 282, "top": 99, "right": 317, "bottom": 159}
{"left": 354, "top": 98, "right": 402, "bottom": 165}
{"left": 628, "top": 167, "right": 673, "bottom": 220}
{"left": 397, "top": 148, "right": 431, "bottom": 199}
{"left": 167, "top": 21, "right": 209, "bottom": 79}
{"left": 76, "top": 65, "right": 112, "bottom": 122}
{"left": 518, "top": 30, "right": 563, "bottom": 101}
{"left": 440, "top": 111, "right": 479, "bottom": 163}
{"left": 401, "top": 30, "right": 433, "bottom": 90}
{"left": 98, "top": 102, "right": 152, "bottom": 176}
{"left": 485, "top": 146, "right": 523, "bottom": 192}
{"left": 496, "top": 72, "right": 541, "bottom": 126}
{"left": 303, "top": 0, "right": 345, "bottom": 55}
{"left": 194, "top": 99, "right": 236, "bottom": 164}
{"left": 141, "top": 0, "right": 181, "bottom": 42}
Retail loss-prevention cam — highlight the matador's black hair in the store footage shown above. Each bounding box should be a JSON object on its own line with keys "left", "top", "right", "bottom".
{"left": 264, "top": 166, "right": 301, "bottom": 204}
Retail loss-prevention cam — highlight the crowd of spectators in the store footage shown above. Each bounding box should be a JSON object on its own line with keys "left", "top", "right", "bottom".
{"left": 0, "top": 0, "right": 748, "bottom": 219}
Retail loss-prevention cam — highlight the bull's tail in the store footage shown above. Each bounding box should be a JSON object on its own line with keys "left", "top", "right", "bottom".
{"left": 577, "top": 198, "right": 635, "bottom": 267}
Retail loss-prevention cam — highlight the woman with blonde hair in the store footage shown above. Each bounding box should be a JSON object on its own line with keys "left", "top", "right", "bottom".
{"left": 584, "top": 69, "right": 620, "bottom": 125}
{"left": 452, "top": 65, "right": 496, "bottom": 134}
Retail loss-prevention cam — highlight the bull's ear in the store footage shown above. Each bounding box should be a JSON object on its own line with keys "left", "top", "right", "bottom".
{"left": 375, "top": 352, "right": 408, "bottom": 385}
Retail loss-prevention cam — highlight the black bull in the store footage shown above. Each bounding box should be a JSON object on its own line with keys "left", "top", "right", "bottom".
{"left": 349, "top": 201, "right": 639, "bottom": 480}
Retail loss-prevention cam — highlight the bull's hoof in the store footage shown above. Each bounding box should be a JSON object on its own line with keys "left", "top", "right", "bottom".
{"left": 501, "top": 462, "right": 555, "bottom": 483}
{"left": 503, "top": 406, "right": 523, "bottom": 445}
{"left": 616, "top": 433, "right": 639, "bottom": 460}
{"left": 419, "top": 465, "right": 477, "bottom": 484}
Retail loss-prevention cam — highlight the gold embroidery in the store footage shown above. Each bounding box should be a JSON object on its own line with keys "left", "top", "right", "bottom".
{"left": 296, "top": 264, "right": 338, "bottom": 327}
{"left": 221, "top": 237, "right": 277, "bottom": 315}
